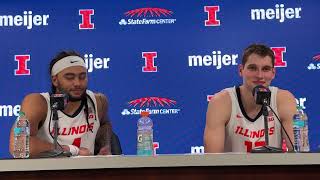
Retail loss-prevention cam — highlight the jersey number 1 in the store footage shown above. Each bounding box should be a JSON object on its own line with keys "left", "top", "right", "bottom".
{"left": 72, "top": 138, "right": 81, "bottom": 148}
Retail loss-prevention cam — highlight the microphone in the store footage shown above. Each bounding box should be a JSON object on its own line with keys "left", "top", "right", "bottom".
{"left": 50, "top": 93, "right": 68, "bottom": 110}
{"left": 251, "top": 85, "right": 295, "bottom": 152}
{"left": 252, "top": 85, "right": 271, "bottom": 105}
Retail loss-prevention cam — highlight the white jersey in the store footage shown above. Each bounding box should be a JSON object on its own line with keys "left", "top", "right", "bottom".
{"left": 224, "top": 86, "right": 282, "bottom": 152}
{"left": 37, "top": 90, "right": 100, "bottom": 154}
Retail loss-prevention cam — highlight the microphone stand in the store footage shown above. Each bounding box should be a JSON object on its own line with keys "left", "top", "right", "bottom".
{"left": 251, "top": 99, "right": 283, "bottom": 153}
{"left": 37, "top": 103, "right": 71, "bottom": 158}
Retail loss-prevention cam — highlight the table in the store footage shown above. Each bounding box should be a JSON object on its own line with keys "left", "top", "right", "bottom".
{"left": 0, "top": 153, "right": 319, "bottom": 179}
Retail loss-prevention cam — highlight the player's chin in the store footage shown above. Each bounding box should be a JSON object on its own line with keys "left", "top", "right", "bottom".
{"left": 70, "top": 90, "right": 85, "bottom": 96}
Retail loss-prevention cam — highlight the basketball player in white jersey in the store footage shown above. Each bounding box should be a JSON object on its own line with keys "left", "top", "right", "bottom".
{"left": 204, "top": 44, "right": 296, "bottom": 153}
{"left": 9, "top": 51, "right": 112, "bottom": 157}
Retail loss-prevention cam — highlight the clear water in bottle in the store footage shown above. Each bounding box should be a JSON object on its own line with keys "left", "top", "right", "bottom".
{"left": 137, "top": 111, "right": 153, "bottom": 156}
{"left": 293, "top": 106, "right": 310, "bottom": 152}
{"left": 293, "top": 112, "right": 302, "bottom": 152}
{"left": 13, "top": 111, "right": 30, "bottom": 158}
{"left": 300, "top": 108, "right": 310, "bottom": 152}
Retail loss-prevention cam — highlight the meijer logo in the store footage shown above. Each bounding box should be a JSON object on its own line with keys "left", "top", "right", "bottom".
{"left": 142, "top": 52, "right": 157, "bottom": 72}
{"left": 15, "top": 55, "right": 31, "bottom": 75}
{"left": 188, "top": 50, "right": 238, "bottom": 69}
{"left": 204, "top": 6, "right": 220, "bottom": 26}
{"left": 296, "top": 97, "right": 307, "bottom": 109}
{"left": 191, "top": 146, "right": 204, "bottom": 154}
{"left": 79, "top": 9, "right": 94, "bottom": 29}
{"left": 84, "top": 53, "right": 110, "bottom": 73}
{"left": 251, "top": 4, "right": 302, "bottom": 23}
{"left": 0, "top": 11, "right": 49, "bottom": 29}
{"left": 0, "top": 104, "right": 20, "bottom": 117}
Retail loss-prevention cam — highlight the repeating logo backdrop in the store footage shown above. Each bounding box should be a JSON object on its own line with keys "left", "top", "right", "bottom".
{"left": 0, "top": 0, "right": 319, "bottom": 158}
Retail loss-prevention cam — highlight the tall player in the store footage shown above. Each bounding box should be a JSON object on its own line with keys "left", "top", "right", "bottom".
{"left": 9, "top": 51, "right": 112, "bottom": 157}
{"left": 204, "top": 44, "right": 296, "bottom": 152}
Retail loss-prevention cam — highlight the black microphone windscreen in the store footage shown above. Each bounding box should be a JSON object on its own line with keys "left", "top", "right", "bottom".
{"left": 252, "top": 85, "right": 271, "bottom": 105}
{"left": 50, "top": 93, "right": 68, "bottom": 110}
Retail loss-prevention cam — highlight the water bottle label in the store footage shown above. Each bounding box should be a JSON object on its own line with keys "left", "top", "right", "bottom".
{"left": 293, "top": 128, "right": 301, "bottom": 152}
{"left": 293, "top": 120, "right": 305, "bottom": 127}
{"left": 293, "top": 114, "right": 300, "bottom": 119}
{"left": 137, "top": 131, "right": 153, "bottom": 156}
{"left": 137, "top": 134, "right": 143, "bottom": 143}
{"left": 14, "top": 127, "right": 22, "bottom": 135}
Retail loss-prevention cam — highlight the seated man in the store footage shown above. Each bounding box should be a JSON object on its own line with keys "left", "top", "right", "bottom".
{"left": 9, "top": 51, "right": 112, "bottom": 157}
{"left": 204, "top": 43, "right": 296, "bottom": 153}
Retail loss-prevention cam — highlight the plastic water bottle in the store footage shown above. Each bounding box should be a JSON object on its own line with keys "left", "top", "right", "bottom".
{"left": 293, "top": 106, "right": 310, "bottom": 152}
{"left": 13, "top": 111, "right": 30, "bottom": 158}
{"left": 137, "top": 111, "right": 153, "bottom": 156}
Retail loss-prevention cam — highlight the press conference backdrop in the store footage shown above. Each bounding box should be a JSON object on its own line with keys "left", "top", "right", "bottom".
{"left": 0, "top": 0, "right": 319, "bottom": 158}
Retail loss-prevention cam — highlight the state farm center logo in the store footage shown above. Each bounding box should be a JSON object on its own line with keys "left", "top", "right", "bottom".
{"left": 119, "top": 7, "right": 176, "bottom": 26}
{"left": 121, "top": 97, "right": 181, "bottom": 116}
{"left": 307, "top": 54, "right": 320, "bottom": 70}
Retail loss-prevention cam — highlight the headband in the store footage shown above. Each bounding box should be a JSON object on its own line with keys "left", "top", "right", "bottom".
{"left": 51, "top": 56, "right": 86, "bottom": 76}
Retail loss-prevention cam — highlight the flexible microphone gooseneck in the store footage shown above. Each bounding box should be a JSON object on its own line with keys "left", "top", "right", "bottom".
{"left": 267, "top": 105, "right": 295, "bottom": 152}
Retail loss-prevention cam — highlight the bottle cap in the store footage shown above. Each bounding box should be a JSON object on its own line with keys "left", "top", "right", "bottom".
{"left": 140, "top": 111, "right": 149, "bottom": 117}
{"left": 19, "top": 111, "right": 25, "bottom": 116}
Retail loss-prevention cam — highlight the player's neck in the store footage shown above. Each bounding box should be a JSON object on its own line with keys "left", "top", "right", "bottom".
{"left": 63, "top": 100, "right": 82, "bottom": 115}
{"left": 239, "top": 85, "right": 261, "bottom": 112}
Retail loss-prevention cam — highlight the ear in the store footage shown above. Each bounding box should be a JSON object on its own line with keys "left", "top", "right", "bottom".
{"left": 52, "top": 75, "right": 58, "bottom": 87}
{"left": 238, "top": 64, "right": 244, "bottom": 77}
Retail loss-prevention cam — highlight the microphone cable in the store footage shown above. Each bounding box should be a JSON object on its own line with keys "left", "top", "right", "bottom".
{"left": 267, "top": 105, "right": 296, "bottom": 152}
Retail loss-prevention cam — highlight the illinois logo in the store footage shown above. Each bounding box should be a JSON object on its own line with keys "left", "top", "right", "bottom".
{"left": 121, "top": 97, "right": 181, "bottom": 116}
{"left": 307, "top": 54, "right": 320, "bottom": 70}
{"left": 14, "top": 55, "right": 31, "bottom": 76}
{"left": 119, "top": 7, "right": 176, "bottom": 26}
{"left": 271, "top": 47, "right": 287, "bottom": 67}
{"left": 142, "top": 52, "right": 157, "bottom": 72}
{"left": 79, "top": 9, "right": 94, "bottom": 29}
{"left": 204, "top": 6, "right": 221, "bottom": 26}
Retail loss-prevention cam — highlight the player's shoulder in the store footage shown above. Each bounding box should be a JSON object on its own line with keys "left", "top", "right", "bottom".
{"left": 209, "top": 88, "right": 232, "bottom": 104}
{"left": 277, "top": 88, "right": 296, "bottom": 107}
{"left": 93, "top": 92, "right": 108, "bottom": 103}
{"left": 21, "top": 93, "right": 48, "bottom": 121}
{"left": 208, "top": 88, "right": 232, "bottom": 112}
{"left": 22, "top": 93, "right": 47, "bottom": 105}
{"left": 276, "top": 88, "right": 296, "bottom": 102}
